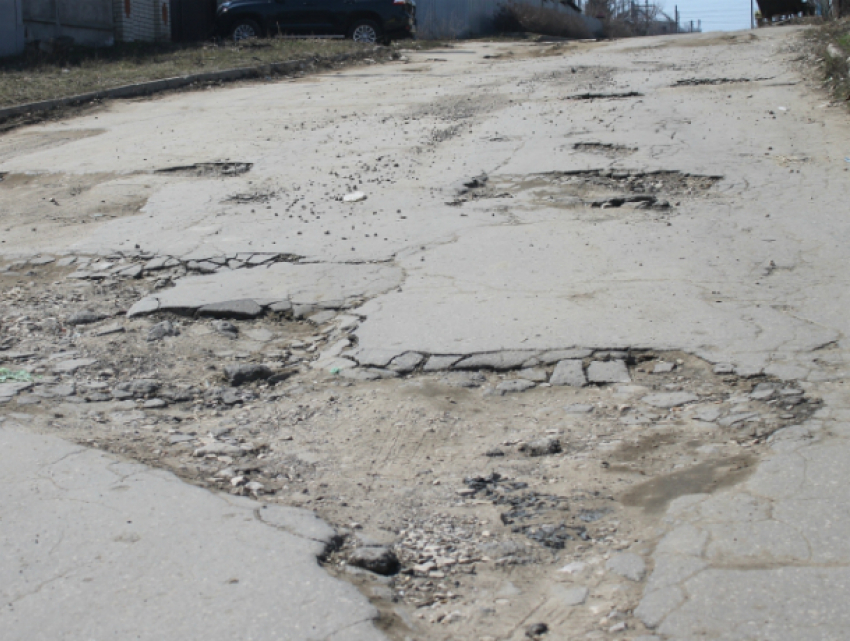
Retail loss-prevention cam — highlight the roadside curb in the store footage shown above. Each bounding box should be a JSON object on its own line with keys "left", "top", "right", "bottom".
{"left": 0, "top": 46, "right": 392, "bottom": 124}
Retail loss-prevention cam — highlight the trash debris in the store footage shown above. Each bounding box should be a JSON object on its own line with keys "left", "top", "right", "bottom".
{"left": 343, "top": 191, "right": 367, "bottom": 203}
{"left": 0, "top": 368, "right": 35, "bottom": 383}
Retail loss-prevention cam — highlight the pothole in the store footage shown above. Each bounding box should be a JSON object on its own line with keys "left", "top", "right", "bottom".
{"left": 566, "top": 91, "right": 643, "bottom": 100}
{"left": 572, "top": 142, "right": 637, "bottom": 157}
{"left": 0, "top": 255, "right": 823, "bottom": 640}
{"left": 155, "top": 162, "right": 253, "bottom": 177}
{"left": 450, "top": 169, "right": 722, "bottom": 211}
{"left": 673, "top": 78, "right": 752, "bottom": 87}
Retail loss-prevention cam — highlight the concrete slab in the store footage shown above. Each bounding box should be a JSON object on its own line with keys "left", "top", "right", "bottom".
{"left": 0, "top": 424, "right": 384, "bottom": 641}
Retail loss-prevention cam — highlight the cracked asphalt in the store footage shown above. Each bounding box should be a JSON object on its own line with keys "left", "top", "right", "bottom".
{"left": 2, "top": 26, "right": 850, "bottom": 641}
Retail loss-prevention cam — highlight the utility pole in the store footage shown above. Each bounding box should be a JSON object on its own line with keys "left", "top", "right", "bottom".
{"left": 675, "top": 5, "right": 679, "bottom": 33}
{"left": 751, "top": 0, "right": 755, "bottom": 28}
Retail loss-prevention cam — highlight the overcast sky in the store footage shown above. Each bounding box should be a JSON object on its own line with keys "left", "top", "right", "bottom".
{"left": 659, "top": 0, "right": 753, "bottom": 32}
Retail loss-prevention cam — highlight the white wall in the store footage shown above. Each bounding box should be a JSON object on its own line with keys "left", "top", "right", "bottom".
{"left": 0, "top": 0, "right": 26, "bottom": 57}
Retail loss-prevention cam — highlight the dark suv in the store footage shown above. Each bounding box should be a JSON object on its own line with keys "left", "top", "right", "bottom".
{"left": 216, "top": 0, "right": 416, "bottom": 44}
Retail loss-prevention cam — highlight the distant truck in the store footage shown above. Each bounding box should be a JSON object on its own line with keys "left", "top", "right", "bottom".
{"left": 755, "top": 0, "right": 815, "bottom": 21}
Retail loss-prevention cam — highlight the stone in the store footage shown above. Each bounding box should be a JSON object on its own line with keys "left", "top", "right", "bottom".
{"left": 0, "top": 382, "right": 33, "bottom": 403}
{"left": 89, "top": 323, "right": 125, "bottom": 337}
{"left": 127, "top": 298, "right": 160, "bottom": 317}
{"left": 116, "top": 264, "right": 143, "bottom": 279}
{"left": 653, "top": 362, "right": 676, "bottom": 374}
{"left": 606, "top": 553, "right": 646, "bottom": 581}
{"left": 143, "top": 399, "right": 167, "bottom": 409}
{"left": 67, "top": 311, "right": 107, "bottom": 326}
{"left": 518, "top": 368, "right": 548, "bottom": 382}
{"left": 348, "top": 546, "right": 399, "bottom": 576}
{"left": 444, "top": 372, "right": 486, "bottom": 388}
{"left": 291, "top": 304, "right": 317, "bottom": 319}
{"left": 212, "top": 320, "right": 239, "bottom": 337}
{"left": 198, "top": 299, "right": 263, "bottom": 319}
{"left": 587, "top": 360, "right": 631, "bottom": 383}
{"left": 693, "top": 405, "right": 721, "bottom": 422}
{"left": 147, "top": 320, "right": 178, "bottom": 341}
{"left": 453, "top": 351, "right": 538, "bottom": 371}
{"left": 267, "top": 300, "right": 292, "bottom": 313}
{"left": 735, "top": 365, "right": 763, "bottom": 378}
{"left": 749, "top": 383, "right": 777, "bottom": 401}
{"left": 143, "top": 256, "right": 178, "bottom": 271}
{"left": 388, "top": 352, "right": 424, "bottom": 374}
{"left": 537, "top": 349, "right": 593, "bottom": 364}
{"left": 193, "top": 443, "right": 246, "bottom": 457}
{"left": 550, "top": 360, "right": 587, "bottom": 387}
{"left": 564, "top": 403, "right": 595, "bottom": 414}
{"left": 52, "top": 358, "right": 97, "bottom": 374}
{"left": 28, "top": 255, "right": 55, "bottom": 266}
{"left": 341, "top": 369, "right": 381, "bottom": 381}
{"left": 497, "top": 379, "right": 536, "bottom": 393}
{"left": 525, "top": 622, "right": 548, "bottom": 637}
{"left": 519, "top": 438, "right": 562, "bottom": 457}
{"left": 224, "top": 364, "right": 272, "bottom": 386}
{"left": 551, "top": 585, "right": 588, "bottom": 606}
{"left": 713, "top": 363, "right": 735, "bottom": 374}
{"left": 718, "top": 412, "right": 760, "bottom": 427}
{"left": 423, "top": 355, "right": 462, "bottom": 371}
{"left": 115, "top": 379, "right": 161, "bottom": 398}
{"left": 641, "top": 392, "right": 699, "bottom": 409}
{"left": 307, "top": 310, "right": 336, "bottom": 325}
{"left": 220, "top": 389, "right": 243, "bottom": 405}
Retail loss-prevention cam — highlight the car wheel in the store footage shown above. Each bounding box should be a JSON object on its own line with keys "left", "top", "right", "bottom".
{"left": 232, "top": 19, "right": 261, "bottom": 41}
{"left": 349, "top": 20, "right": 382, "bottom": 44}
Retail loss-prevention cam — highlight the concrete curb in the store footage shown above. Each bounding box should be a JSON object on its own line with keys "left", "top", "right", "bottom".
{"left": 0, "top": 47, "right": 391, "bottom": 123}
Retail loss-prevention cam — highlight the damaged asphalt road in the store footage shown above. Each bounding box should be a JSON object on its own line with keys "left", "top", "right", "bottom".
{"left": 2, "top": 26, "right": 850, "bottom": 641}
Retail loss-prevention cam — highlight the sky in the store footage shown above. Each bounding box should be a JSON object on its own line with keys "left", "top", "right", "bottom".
{"left": 660, "top": 0, "right": 753, "bottom": 32}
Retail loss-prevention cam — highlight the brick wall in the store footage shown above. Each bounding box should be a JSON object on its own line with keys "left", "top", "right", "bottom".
{"left": 113, "top": 0, "right": 171, "bottom": 41}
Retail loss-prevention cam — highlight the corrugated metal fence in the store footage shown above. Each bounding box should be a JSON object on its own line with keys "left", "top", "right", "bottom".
{"left": 416, "top": 0, "right": 601, "bottom": 39}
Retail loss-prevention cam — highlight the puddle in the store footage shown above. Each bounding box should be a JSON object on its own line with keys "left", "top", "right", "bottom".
{"left": 619, "top": 454, "right": 757, "bottom": 514}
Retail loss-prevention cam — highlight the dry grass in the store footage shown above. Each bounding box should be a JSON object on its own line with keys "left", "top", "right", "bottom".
{"left": 808, "top": 17, "right": 850, "bottom": 104}
{"left": 494, "top": 2, "right": 595, "bottom": 39}
{"left": 0, "top": 38, "right": 439, "bottom": 109}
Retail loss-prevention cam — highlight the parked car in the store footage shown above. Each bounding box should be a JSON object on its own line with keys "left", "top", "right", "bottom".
{"left": 216, "top": 0, "right": 416, "bottom": 44}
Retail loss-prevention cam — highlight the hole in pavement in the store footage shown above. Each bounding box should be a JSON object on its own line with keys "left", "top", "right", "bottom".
{"left": 155, "top": 162, "right": 253, "bottom": 177}
{"left": 572, "top": 142, "right": 637, "bottom": 157}
{"left": 451, "top": 169, "right": 722, "bottom": 210}
{"left": 566, "top": 91, "right": 643, "bottom": 100}
{"left": 673, "top": 77, "right": 752, "bottom": 87}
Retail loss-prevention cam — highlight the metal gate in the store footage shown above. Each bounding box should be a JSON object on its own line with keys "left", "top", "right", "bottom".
{"left": 170, "top": 0, "right": 217, "bottom": 41}
{"left": 0, "top": 0, "right": 25, "bottom": 58}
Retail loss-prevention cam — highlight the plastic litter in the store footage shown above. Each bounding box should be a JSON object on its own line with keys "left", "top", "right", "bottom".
{"left": 0, "top": 368, "right": 35, "bottom": 383}
{"left": 343, "top": 191, "right": 367, "bottom": 203}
